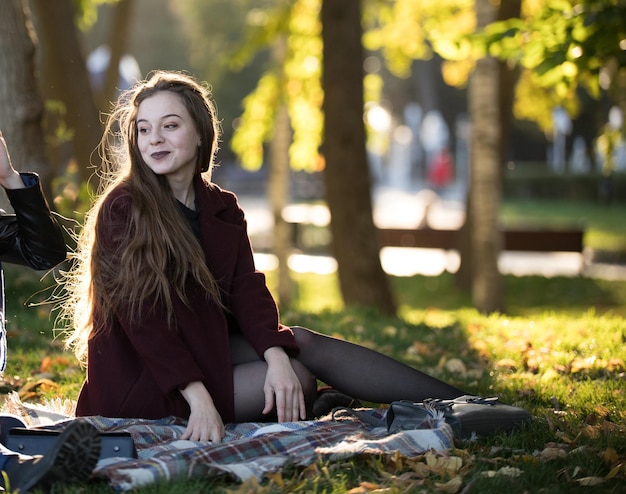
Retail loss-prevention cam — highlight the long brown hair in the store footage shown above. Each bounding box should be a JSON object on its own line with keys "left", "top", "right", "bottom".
{"left": 63, "top": 71, "right": 222, "bottom": 363}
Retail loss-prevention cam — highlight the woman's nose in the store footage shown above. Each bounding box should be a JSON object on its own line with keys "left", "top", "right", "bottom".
{"left": 150, "top": 130, "right": 163, "bottom": 144}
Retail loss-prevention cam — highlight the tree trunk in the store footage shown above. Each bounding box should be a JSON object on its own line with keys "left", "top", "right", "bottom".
{"left": 100, "top": 0, "right": 134, "bottom": 112}
{"left": 456, "top": 0, "right": 519, "bottom": 298}
{"left": 321, "top": 0, "right": 396, "bottom": 315}
{"left": 0, "top": 0, "right": 49, "bottom": 208}
{"left": 268, "top": 37, "right": 294, "bottom": 308}
{"left": 469, "top": 0, "right": 504, "bottom": 313}
{"left": 30, "top": 0, "right": 102, "bottom": 190}
{"left": 269, "top": 103, "right": 294, "bottom": 307}
{"left": 497, "top": 0, "right": 522, "bottom": 168}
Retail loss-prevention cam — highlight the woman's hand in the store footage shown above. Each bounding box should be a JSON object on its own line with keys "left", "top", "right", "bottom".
{"left": 0, "top": 131, "right": 25, "bottom": 189}
{"left": 263, "top": 347, "right": 307, "bottom": 422}
{"left": 179, "top": 381, "right": 225, "bottom": 443}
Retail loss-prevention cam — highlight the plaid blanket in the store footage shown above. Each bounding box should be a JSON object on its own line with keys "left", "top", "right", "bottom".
{"left": 1, "top": 393, "right": 453, "bottom": 492}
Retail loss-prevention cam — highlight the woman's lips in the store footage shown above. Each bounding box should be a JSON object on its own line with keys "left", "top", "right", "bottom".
{"left": 151, "top": 151, "right": 169, "bottom": 160}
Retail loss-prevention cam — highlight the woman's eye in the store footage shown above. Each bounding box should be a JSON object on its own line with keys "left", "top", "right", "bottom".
{"left": 138, "top": 127, "right": 149, "bottom": 134}
{"left": 164, "top": 123, "right": 177, "bottom": 130}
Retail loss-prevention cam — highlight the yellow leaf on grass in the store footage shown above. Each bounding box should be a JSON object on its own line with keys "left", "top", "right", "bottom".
{"left": 18, "top": 378, "right": 59, "bottom": 397}
{"left": 540, "top": 368, "right": 560, "bottom": 382}
{"left": 301, "top": 463, "right": 320, "bottom": 479}
{"left": 39, "top": 356, "right": 52, "bottom": 373}
{"left": 570, "top": 356, "right": 597, "bottom": 373}
{"left": 555, "top": 431, "right": 574, "bottom": 444}
{"left": 434, "top": 476, "right": 463, "bottom": 493}
{"left": 410, "top": 342, "right": 432, "bottom": 355}
{"left": 410, "top": 460, "right": 432, "bottom": 478}
{"left": 605, "top": 463, "right": 624, "bottom": 480}
{"left": 602, "top": 447, "right": 619, "bottom": 465}
{"left": 607, "top": 357, "right": 625, "bottom": 372}
{"left": 576, "top": 476, "right": 605, "bottom": 486}
{"left": 265, "top": 472, "right": 284, "bottom": 487}
{"left": 495, "top": 358, "right": 518, "bottom": 371}
{"left": 425, "top": 451, "right": 463, "bottom": 476}
{"left": 349, "top": 482, "right": 392, "bottom": 493}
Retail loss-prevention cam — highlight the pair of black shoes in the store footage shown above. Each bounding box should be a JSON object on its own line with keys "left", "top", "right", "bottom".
{"left": 1, "top": 419, "right": 101, "bottom": 493}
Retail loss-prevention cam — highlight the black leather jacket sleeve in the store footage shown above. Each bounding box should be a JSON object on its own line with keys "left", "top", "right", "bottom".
{"left": 0, "top": 173, "right": 67, "bottom": 269}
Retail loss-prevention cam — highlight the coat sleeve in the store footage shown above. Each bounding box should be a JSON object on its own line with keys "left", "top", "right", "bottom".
{"left": 95, "top": 194, "right": 207, "bottom": 396}
{"left": 215, "top": 192, "right": 299, "bottom": 359}
{"left": 0, "top": 173, "right": 66, "bottom": 268}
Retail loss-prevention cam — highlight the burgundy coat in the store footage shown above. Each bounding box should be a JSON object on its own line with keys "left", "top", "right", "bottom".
{"left": 75, "top": 176, "right": 299, "bottom": 422}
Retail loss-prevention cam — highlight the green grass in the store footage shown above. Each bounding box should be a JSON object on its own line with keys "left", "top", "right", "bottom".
{"left": 1, "top": 198, "right": 625, "bottom": 493}
{"left": 2, "top": 264, "right": 625, "bottom": 493}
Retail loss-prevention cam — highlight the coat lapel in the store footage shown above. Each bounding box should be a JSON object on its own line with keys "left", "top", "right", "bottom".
{"left": 194, "top": 175, "right": 243, "bottom": 288}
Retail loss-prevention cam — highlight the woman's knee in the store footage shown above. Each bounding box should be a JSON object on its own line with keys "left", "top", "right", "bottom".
{"left": 291, "top": 326, "right": 317, "bottom": 350}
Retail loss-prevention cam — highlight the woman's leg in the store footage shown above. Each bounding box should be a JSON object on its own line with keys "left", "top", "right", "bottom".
{"left": 292, "top": 326, "right": 465, "bottom": 403}
{"left": 230, "top": 331, "right": 317, "bottom": 421}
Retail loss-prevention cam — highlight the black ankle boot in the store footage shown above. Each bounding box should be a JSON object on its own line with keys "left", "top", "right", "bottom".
{"left": 312, "top": 387, "right": 362, "bottom": 418}
{"left": 1, "top": 419, "right": 101, "bottom": 493}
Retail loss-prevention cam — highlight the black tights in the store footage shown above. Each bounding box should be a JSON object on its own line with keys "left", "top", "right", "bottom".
{"left": 291, "top": 326, "right": 465, "bottom": 403}
{"left": 230, "top": 326, "right": 466, "bottom": 421}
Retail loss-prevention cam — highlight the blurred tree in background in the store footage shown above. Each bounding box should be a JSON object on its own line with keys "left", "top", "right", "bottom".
{"left": 0, "top": 0, "right": 48, "bottom": 211}
{"left": 1, "top": 0, "right": 624, "bottom": 313}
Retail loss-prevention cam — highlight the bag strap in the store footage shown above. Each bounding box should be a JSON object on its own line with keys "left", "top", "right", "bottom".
{"left": 331, "top": 407, "right": 386, "bottom": 428}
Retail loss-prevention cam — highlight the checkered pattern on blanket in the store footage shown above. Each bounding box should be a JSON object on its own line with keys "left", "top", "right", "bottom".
{"left": 1, "top": 394, "right": 453, "bottom": 492}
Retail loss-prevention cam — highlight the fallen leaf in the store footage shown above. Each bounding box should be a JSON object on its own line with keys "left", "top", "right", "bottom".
{"left": 539, "top": 447, "right": 567, "bottom": 461}
{"left": 347, "top": 488, "right": 369, "bottom": 494}
{"left": 554, "top": 431, "right": 574, "bottom": 444}
{"left": 480, "top": 467, "right": 523, "bottom": 478}
{"left": 607, "top": 357, "right": 625, "bottom": 372}
{"left": 434, "top": 476, "right": 463, "bottom": 493}
{"left": 605, "top": 463, "right": 624, "bottom": 480}
{"left": 409, "top": 460, "right": 431, "bottom": 478}
{"left": 425, "top": 452, "right": 463, "bottom": 476}
{"left": 576, "top": 476, "right": 605, "bottom": 486}
{"left": 570, "top": 356, "right": 597, "bottom": 373}
{"left": 410, "top": 342, "right": 431, "bottom": 355}
{"left": 540, "top": 368, "right": 560, "bottom": 382}
{"left": 495, "top": 358, "right": 518, "bottom": 371}
{"left": 445, "top": 358, "right": 467, "bottom": 376}
{"left": 301, "top": 463, "right": 320, "bottom": 479}
{"left": 18, "top": 378, "right": 59, "bottom": 400}
{"left": 265, "top": 472, "right": 284, "bottom": 487}
{"left": 602, "top": 447, "right": 619, "bottom": 465}
{"left": 495, "top": 466, "right": 523, "bottom": 478}
{"left": 39, "top": 356, "right": 52, "bottom": 373}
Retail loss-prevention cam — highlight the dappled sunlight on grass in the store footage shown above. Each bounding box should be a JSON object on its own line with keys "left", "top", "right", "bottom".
{"left": 3, "top": 262, "right": 626, "bottom": 492}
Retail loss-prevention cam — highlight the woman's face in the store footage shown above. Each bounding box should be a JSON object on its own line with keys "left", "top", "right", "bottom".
{"left": 136, "top": 91, "right": 201, "bottom": 183}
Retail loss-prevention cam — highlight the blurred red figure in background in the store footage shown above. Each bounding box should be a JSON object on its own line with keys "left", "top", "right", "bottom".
{"left": 428, "top": 148, "right": 454, "bottom": 193}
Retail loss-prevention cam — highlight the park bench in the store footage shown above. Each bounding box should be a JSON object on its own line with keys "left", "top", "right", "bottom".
{"left": 377, "top": 227, "right": 585, "bottom": 253}
{"left": 282, "top": 204, "right": 585, "bottom": 255}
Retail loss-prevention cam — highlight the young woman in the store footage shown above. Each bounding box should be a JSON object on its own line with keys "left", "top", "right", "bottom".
{"left": 63, "top": 71, "right": 466, "bottom": 444}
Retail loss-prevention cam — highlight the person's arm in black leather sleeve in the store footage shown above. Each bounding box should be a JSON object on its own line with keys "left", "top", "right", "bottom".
{"left": 0, "top": 131, "right": 66, "bottom": 269}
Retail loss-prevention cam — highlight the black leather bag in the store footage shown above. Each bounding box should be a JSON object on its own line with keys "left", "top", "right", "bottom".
{"left": 6, "top": 427, "right": 137, "bottom": 460}
{"left": 387, "top": 395, "right": 532, "bottom": 438}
